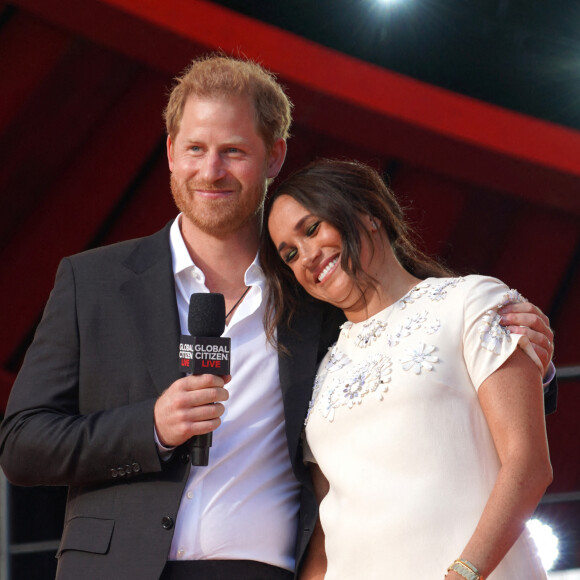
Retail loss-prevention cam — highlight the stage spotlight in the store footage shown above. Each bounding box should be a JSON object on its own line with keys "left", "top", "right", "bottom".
{"left": 373, "top": 0, "right": 407, "bottom": 5}
{"left": 527, "top": 518, "right": 560, "bottom": 571}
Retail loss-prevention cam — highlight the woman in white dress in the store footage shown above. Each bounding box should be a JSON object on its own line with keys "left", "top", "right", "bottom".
{"left": 260, "top": 159, "right": 552, "bottom": 579}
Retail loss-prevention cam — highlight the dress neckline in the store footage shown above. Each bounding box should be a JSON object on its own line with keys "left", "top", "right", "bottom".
{"left": 346, "top": 278, "right": 434, "bottom": 330}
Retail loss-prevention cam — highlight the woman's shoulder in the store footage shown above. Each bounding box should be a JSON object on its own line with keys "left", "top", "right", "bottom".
{"left": 458, "top": 274, "right": 524, "bottom": 303}
{"left": 417, "top": 275, "right": 525, "bottom": 315}
{"left": 426, "top": 274, "right": 514, "bottom": 295}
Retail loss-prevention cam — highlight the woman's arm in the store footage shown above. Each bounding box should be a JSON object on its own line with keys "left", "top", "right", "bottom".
{"left": 300, "top": 463, "right": 330, "bottom": 580}
{"left": 499, "top": 301, "right": 558, "bottom": 414}
{"left": 446, "top": 348, "right": 552, "bottom": 579}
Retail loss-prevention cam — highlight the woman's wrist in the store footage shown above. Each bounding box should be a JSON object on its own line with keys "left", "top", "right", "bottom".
{"left": 446, "top": 558, "right": 484, "bottom": 580}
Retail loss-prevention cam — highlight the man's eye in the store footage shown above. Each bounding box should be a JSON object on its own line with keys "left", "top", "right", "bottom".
{"left": 284, "top": 249, "right": 298, "bottom": 263}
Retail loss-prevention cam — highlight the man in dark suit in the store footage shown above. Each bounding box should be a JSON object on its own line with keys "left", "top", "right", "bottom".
{"left": 0, "top": 55, "right": 555, "bottom": 580}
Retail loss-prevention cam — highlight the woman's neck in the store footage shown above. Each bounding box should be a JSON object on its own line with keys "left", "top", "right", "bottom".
{"left": 343, "top": 252, "right": 423, "bottom": 324}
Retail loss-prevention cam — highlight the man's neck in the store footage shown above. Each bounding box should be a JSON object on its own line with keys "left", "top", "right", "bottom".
{"left": 179, "top": 216, "right": 260, "bottom": 298}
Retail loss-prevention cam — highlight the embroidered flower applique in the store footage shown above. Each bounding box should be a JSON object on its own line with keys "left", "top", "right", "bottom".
{"left": 500, "top": 288, "right": 526, "bottom": 307}
{"left": 479, "top": 310, "right": 510, "bottom": 354}
{"left": 400, "top": 343, "right": 439, "bottom": 374}
{"left": 478, "top": 288, "right": 526, "bottom": 355}
{"left": 427, "top": 278, "right": 463, "bottom": 301}
{"left": 340, "top": 320, "right": 353, "bottom": 337}
{"left": 306, "top": 344, "right": 353, "bottom": 424}
{"left": 305, "top": 374, "right": 324, "bottom": 425}
{"left": 385, "top": 311, "right": 429, "bottom": 346}
{"left": 354, "top": 318, "right": 388, "bottom": 348}
{"left": 426, "top": 319, "right": 441, "bottom": 334}
{"left": 315, "top": 354, "right": 392, "bottom": 421}
{"left": 326, "top": 346, "right": 350, "bottom": 372}
{"left": 398, "top": 283, "right": 430, "bottom": 310}
{"left": 385, "top": 324, "right": 409, "bottom": 347}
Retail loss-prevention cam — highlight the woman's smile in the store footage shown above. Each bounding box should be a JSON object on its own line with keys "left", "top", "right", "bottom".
{"left": 316, "top": 255, "right": 340, "bottom": 284}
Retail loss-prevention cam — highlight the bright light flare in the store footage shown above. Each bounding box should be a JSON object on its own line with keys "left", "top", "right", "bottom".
{"left": 374, "top": 0, "right": 407, "bottom": 5}
{"left": 527, "top": 518, "right": 560, "bottom": 571}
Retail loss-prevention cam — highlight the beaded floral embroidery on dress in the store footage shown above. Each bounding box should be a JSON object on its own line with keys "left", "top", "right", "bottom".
{"left": 353, "top": 318, "right": 389, "bottom": 348}
{"left": 478, "top": 289, "right": 526, "bottom": 354}
{"left": 305, "top": 345, "right": 351, "bottom": 424}
{"left": 426, "top": 278, "right": 463, "bottom": 301}
{"left": 400, "top": 343, "right": 439, "bottom": 374}
{"left": 307, "top": 277, "right": 522, "bottom": 424}
{"left": 382, "top": 311, "right": 429, "bottom": 347}
{"left": 316, "top": 351, "right": 392, "bottom": 421}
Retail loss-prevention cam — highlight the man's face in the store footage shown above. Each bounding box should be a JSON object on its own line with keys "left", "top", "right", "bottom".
{"left": 167, "top": 95, "right": 285, "bottom": 237}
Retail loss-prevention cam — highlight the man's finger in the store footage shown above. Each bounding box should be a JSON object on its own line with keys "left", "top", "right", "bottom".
{"left": 499, "top": 301, "right": 549, "bottom": 325}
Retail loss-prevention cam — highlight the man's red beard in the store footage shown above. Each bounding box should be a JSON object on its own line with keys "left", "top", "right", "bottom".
{"left": 170, "top": 174, "right": 266, "bottom": 237}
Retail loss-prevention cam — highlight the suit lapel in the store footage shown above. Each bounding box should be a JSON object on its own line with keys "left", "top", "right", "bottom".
{"left": 120, "top": 223, "right": 182, "bottom": 396}
{"left": 277, "top": 299, "right": 325, "bottom": 466}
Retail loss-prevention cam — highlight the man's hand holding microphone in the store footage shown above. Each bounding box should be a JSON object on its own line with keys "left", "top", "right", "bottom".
{"left": 154, "top": 293, "right": 231, "bottom": 465}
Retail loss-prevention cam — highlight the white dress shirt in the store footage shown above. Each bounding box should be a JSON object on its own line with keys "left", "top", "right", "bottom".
{"left": 166, "top": 216, "right": 300, "bottom": 571}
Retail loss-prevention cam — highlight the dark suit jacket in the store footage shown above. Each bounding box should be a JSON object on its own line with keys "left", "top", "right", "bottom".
{"left": 0, "top": 223, "right": 344, "bottom": 579}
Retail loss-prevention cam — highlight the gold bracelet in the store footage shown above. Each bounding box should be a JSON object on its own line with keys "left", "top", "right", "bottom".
{"left": 447, "top": 558, "right": 485, "bottom": 580}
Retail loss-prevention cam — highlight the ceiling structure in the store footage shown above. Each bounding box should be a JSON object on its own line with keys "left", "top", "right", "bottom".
{"left": 0, "top": 0, "right": 579, "bottom": 573}
{"left": 213, "top": 0, "right": 580, "bottom": 132}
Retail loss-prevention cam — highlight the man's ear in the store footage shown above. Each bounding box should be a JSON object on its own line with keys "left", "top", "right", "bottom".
{"left": 266, "top": 138, "right": 287, "bottom": 179}
{"left": 166, "top": 135, "right": 174, "bottom": 172}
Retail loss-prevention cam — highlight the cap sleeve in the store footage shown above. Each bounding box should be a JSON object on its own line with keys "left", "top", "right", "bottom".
{"left": 463, "top": 276, "right": 543, "bottom": 390}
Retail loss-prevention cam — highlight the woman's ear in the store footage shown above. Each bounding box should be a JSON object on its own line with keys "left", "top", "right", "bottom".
{"left": 364, "top": 215, "right": 381, "bottom": 233}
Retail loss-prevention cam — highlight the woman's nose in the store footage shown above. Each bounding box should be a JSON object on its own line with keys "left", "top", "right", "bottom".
{"left": 301, "top": 243, "right": 320, "bottom": 269}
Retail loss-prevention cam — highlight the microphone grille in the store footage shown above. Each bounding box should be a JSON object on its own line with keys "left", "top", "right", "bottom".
{"left": 188, "top": 293, "right": 226, "bottom": 337}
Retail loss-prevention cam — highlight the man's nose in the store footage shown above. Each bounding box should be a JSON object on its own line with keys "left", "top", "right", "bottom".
{"left": 199, "top": 151, "right": 226, "bottom": 182}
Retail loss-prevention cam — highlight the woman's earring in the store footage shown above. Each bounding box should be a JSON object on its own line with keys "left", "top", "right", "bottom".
{"left": 370, "top": 219, "right": 379, "bottom": 232}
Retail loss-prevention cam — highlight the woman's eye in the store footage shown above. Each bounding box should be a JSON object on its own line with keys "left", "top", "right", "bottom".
{"left": 284, "top": 249, "right": 298, "bottom": 263}
{"left": 306, "top": 222, "right": 320, "bottom": 236}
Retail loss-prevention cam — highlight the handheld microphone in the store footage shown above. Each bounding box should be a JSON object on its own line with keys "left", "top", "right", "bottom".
{"left": 179, "top": 293, "right": 231, "bottom": 466}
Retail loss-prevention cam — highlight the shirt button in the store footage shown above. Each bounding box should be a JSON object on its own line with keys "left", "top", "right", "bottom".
{"left": 178, "top": 549, "right": 185, "bottom": 559}
{"left": 187, "top": 490, "right": 193, "bottom": 499}
{"left": 161, "top": 516, "right": 174, "bottom": 530}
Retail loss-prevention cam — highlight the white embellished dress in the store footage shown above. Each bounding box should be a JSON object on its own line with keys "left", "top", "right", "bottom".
{"left": 304, "top": 276, "right": 547, "bottom": 579}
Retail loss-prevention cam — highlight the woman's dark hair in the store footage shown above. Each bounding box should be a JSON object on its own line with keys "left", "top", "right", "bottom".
{"left": 260, "top": 158, "right": 453, "bottom": 346}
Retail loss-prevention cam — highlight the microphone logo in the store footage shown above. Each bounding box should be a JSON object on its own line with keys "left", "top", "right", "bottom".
{"left": 178, "top": 337, "right": 231, "bottom": 374}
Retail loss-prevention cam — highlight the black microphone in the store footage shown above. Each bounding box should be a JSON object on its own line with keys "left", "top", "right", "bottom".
{"left": 178, "top": 293, "right": 231, "bottom": 466}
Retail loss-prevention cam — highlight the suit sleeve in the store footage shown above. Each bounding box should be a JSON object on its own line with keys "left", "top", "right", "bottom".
{"left": 0, "top": 258, "right": 164, "bottom": 487}
{"left": 543, "top": 374, "right": 558, "bottom": 415}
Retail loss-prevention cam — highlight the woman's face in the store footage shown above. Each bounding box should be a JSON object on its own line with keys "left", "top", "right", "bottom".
{"left": 267, "top": 194, "right": 365, "bottom": 310}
